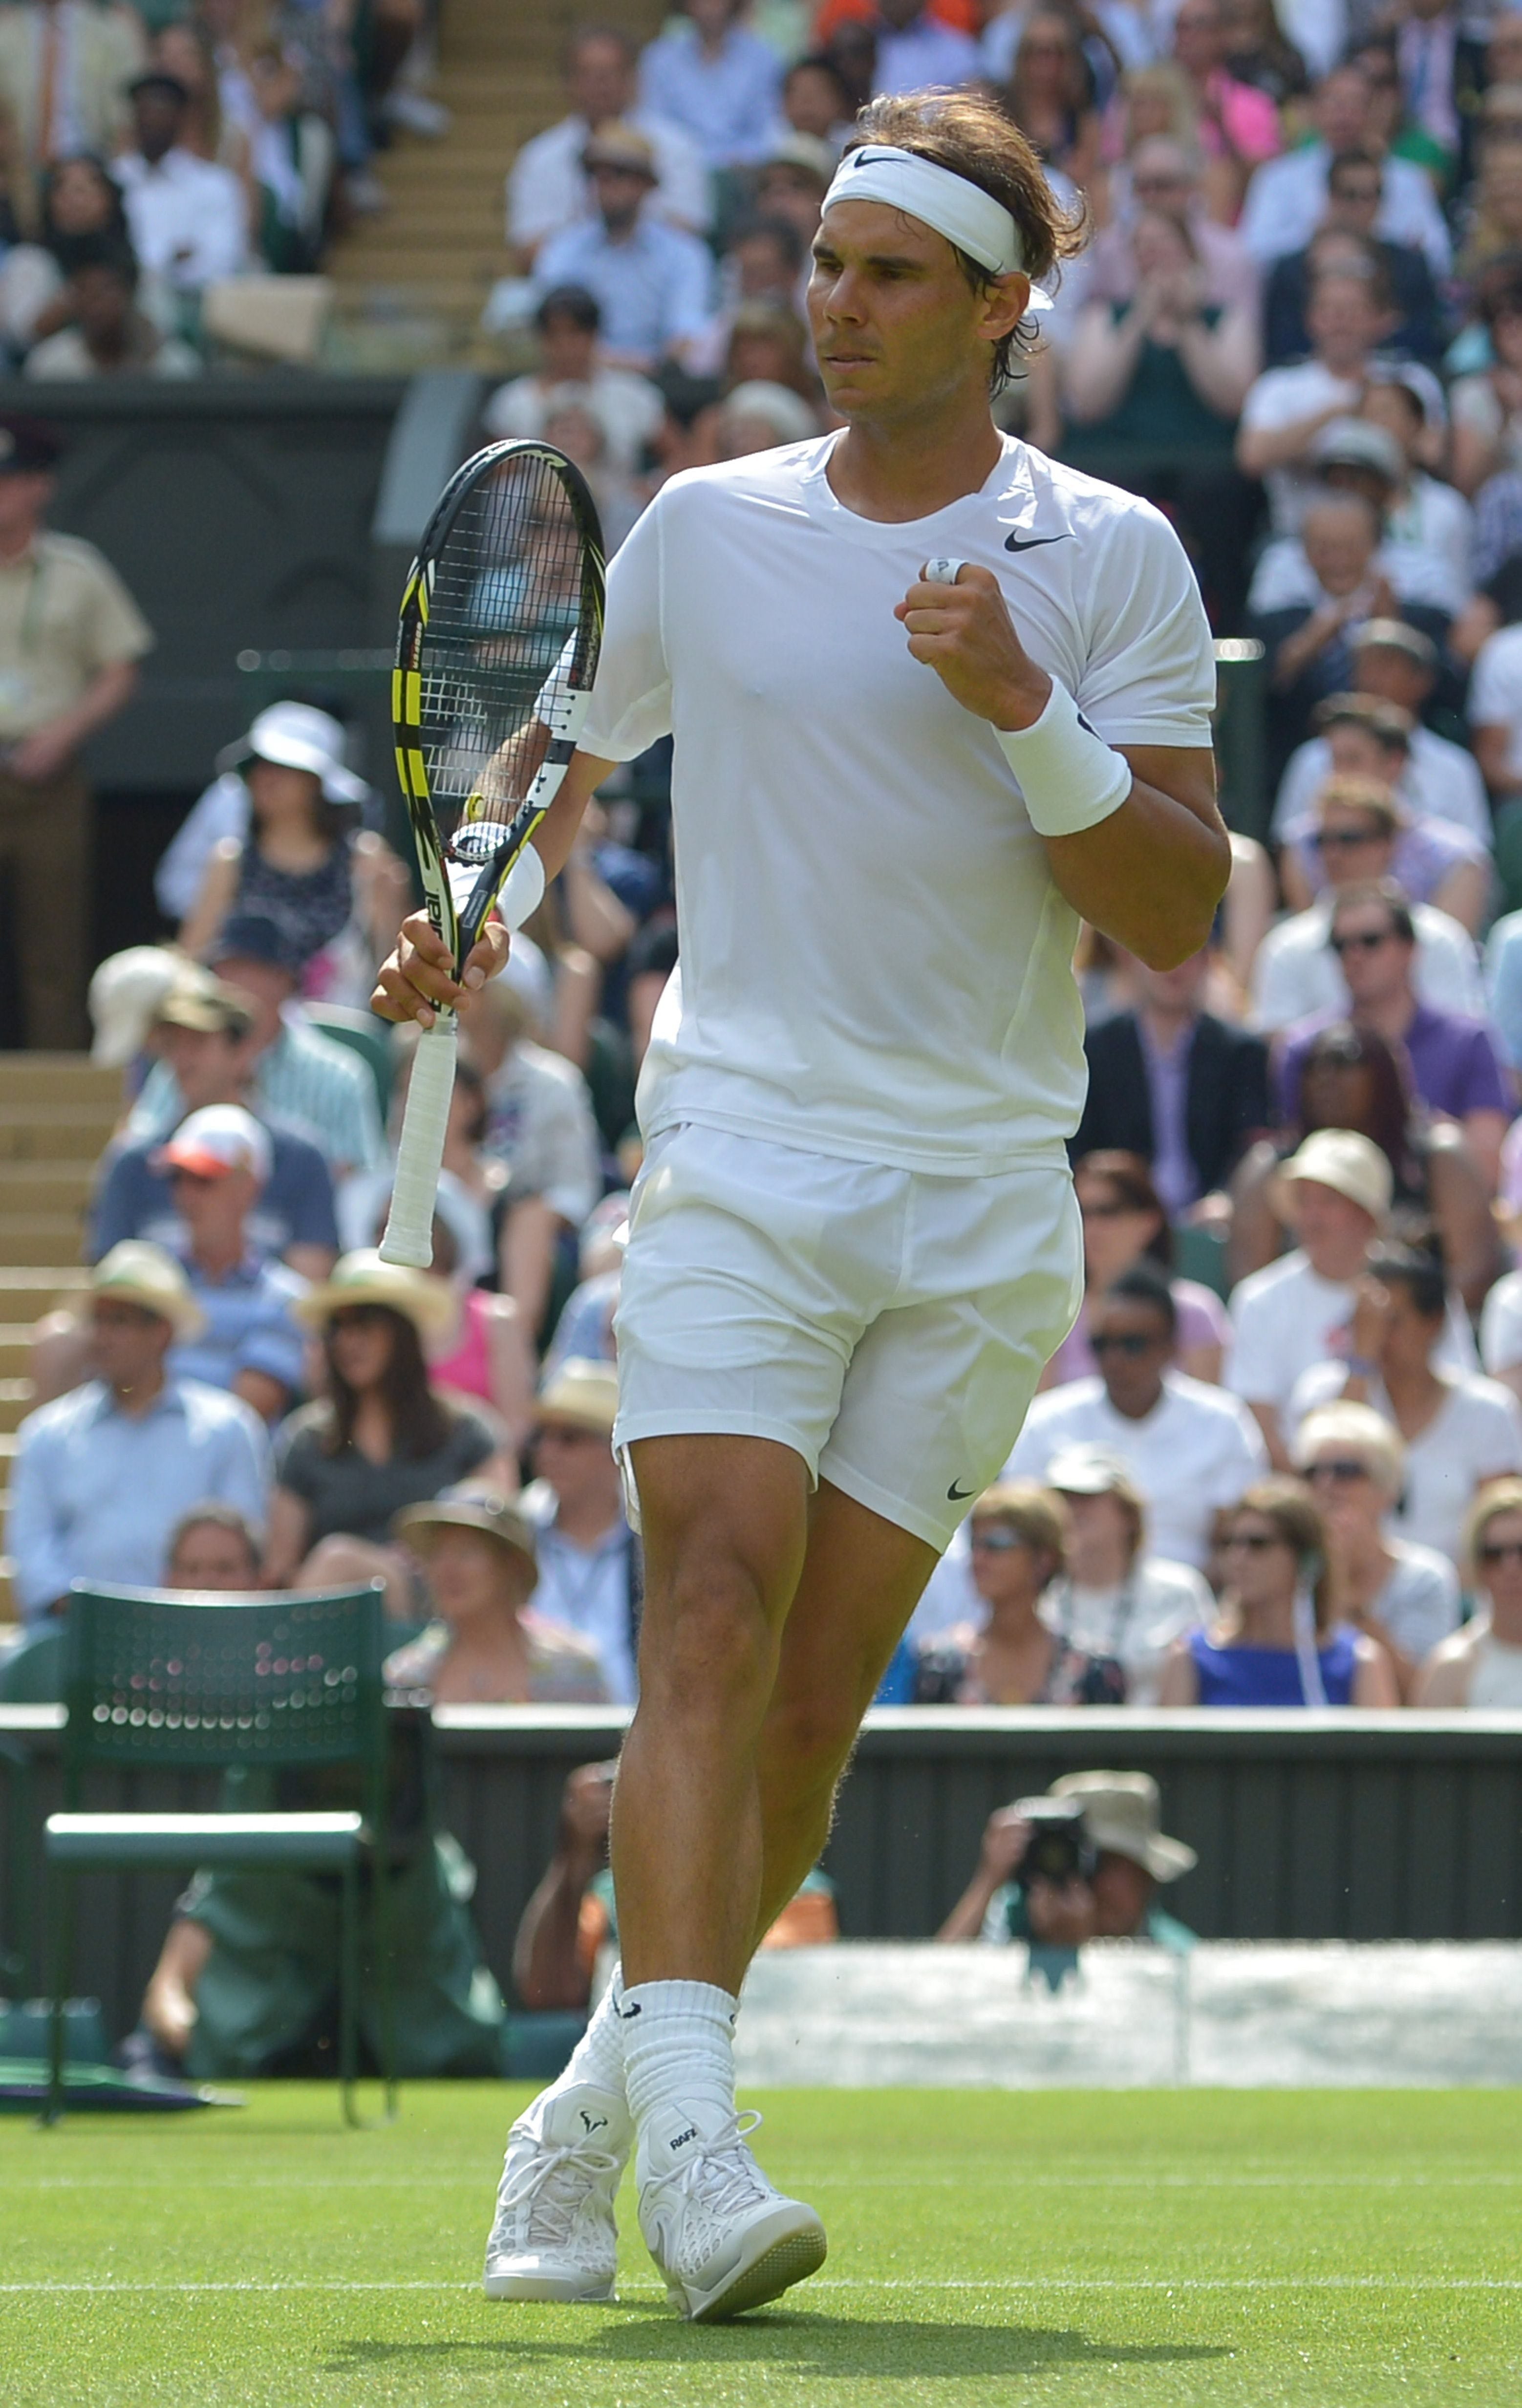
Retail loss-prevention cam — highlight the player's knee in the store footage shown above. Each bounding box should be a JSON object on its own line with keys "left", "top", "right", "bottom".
{"left": 638, "top": 1559, "right": 777, "bottom": 1716}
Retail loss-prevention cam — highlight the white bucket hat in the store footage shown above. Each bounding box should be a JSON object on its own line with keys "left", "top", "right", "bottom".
{"left": 1048, "top": 1771, "right": 1197, "bottom": 1884}
{"left": 217, "top": 702, "right": 370, "bottom": 807}
{"left": 88, "top": 946, "right": 186, "bottom": 1067}
{"left": 1272, "top": 1129, "right": 1392, "bottom": 1229}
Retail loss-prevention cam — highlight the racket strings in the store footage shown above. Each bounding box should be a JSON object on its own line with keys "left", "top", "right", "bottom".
{"left": 412, "top": 454, "right": 590, "bottom": 835}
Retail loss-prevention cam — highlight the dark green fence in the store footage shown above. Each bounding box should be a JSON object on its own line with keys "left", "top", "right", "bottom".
{"left": 2, "top": 1706, "right": 1520, "bottom": 2041}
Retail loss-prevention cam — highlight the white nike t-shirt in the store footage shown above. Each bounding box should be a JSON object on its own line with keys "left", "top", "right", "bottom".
{"left": 579, "top": 433, "right": 1216, "bottom": 1174}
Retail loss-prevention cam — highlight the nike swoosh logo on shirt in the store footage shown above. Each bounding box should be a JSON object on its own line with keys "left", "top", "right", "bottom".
{"left": 1005, "top": 533, "right": 1070, "bottom": 553}
{"left": 947, "top": 1480, "right": 977, "bottom": 1501}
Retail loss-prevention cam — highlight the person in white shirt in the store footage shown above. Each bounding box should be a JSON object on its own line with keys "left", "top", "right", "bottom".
{"left": 1291, "top": 1398, "right": 1460, "bottom": 1694}
{"left": 1237, "top": 266, "right": 1416, "bottom": 533}
{"left": 1287, "top": 1241, "right": 1522, "bottom": 1565}
{"left": 482, "top": 284, "right": 665, "bottom": 475}
{"left": 1468, "top": 616, "right": 1522, "bottom": 806}
{"left": 506, "top": 24, "right": 710, "bottom": 264}
{"left": 112, "top": 71, "right": 247, "bottom": 295}
{"left": 1038, "top": 1445, "right": 1214, "bottom": 1706}
{"left": 374, "top": 88, "right": 1228, "bottom": 2315}
{"left": 1479, "top": 1261, "right": 1522, "bottom": 1404}
{"left": 1416, "top": 1477, "right": 1522, "bottom": 1706}
{"left": 1237, "top": 62, "right": 1452, "bottom": 273}
{"left": 1271, "top": 618, "right": 1491, "bottom": 847}
{"left": 1250, "top": 791, "right": 1483, "bottom": 1035}
{"left": 638, "top": 0, "right": 783, "bottom": 171}
{"left": 1008, "top": 1262, "right": 1266, "bottom": 1569}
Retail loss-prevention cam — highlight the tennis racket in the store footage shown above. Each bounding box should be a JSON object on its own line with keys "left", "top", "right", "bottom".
{"left": 379, "top": 440, "right": 605, "bottom": 1269}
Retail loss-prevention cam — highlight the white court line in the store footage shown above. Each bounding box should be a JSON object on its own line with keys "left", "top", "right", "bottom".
{"left": 13, "top": 2171, "right": 1522, "bottom": 2194}
{"left": 2, "top": 2277, "right": 1521, "bottom": 2297}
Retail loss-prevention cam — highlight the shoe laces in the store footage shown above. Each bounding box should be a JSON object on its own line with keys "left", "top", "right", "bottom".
{"left": 643, "top": 2108, "right": 772, "bottom": 2225}
{"left": 493, "top": 2135, "right": 622, "bottom": 2252}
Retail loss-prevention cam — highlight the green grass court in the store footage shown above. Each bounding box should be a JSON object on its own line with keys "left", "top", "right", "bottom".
{"left": 3, "top": 2085, "right": 1520, "bottom": 2405}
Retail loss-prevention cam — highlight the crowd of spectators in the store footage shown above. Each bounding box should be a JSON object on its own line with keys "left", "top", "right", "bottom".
{"left": 0, "top": 0, "right": 451, "bottom": 374}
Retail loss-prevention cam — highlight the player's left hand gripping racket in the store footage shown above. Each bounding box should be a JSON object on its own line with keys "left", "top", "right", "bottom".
{"left": 380, "top": 440, "right": 604, "bottom": 1268}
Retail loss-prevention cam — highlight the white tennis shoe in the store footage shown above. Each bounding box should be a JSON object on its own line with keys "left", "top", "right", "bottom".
{"left": 635, "top": 2101, "right": 827, "bottom": 2321}
{"left": 482, "top": 2083, "right": 631, "bottom": 2302}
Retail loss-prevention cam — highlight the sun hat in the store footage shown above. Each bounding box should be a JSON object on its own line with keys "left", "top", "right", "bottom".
{"left": 88, "top": 946, "right": 186, "bottom": 1067}
{"left": 1272, "top": 1128, "right": 1392, "bottom": 1228}
{"left": 216, "top": 702, "right": 370, "bottom": 809}
{"left": 536, "top": 1356, "right": 619, "bottom": 1437}
{"left": 292, "top": 1247, "right": 457, "bottom": 1343}
{"left": 1349, "top": 617, "right": 1436, "bottom": 669}
{"left": 581, "top": 119, "right": 658, "bottom": 178}
{"left": 155, "top": 1104, "right": 273, "bottom": 1186}
{"left": 1048, "top": 1771, "right": 1197, "bottom": 1884}
{"left": 393, "top": 1483, "right": 537, "bottom": 1577}
{"left": 1312, "top": 417, "right": 1404, "bottom": 484}
{"left": 153, "top": 973, "right": 257, "bottom": 1040}
{"left": 90, "top": 1240, "right": 206, "bottom": 1340}
{"left": 1043, "top": 1443, "right": 1143, "bottom": 1502}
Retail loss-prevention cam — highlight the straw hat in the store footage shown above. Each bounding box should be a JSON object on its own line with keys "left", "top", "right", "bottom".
{"left": 1048, "top": 1771, "right": 1197, "bottom": 1884}
{"left": 90, "top": 1241, "right": 206, "bottom": 1340}
{"left": 536, "top": 1356, "right": 619, "bottom": 1437}
{"left": 88, "top": 946, "right": 186, "bottom": 1067}
{"left": 292, "top": 1247, "right": 457, "bottom": 1343}
{"left": 393, "top": 1484, "right": 537, "bottom": 1578}
{"left": 1271, "top": 1129, "right": 1392, "bottom": 1229}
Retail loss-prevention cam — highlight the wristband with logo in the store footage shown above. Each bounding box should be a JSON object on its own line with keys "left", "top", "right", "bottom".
{"left": 495, "top": 843, "right": 546, "bottom": 931}
{"left": 992, "top": 676, "right": 1133, "bottom": 839}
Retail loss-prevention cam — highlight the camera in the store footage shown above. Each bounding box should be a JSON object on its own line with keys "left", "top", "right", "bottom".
{"left": 1011, "top": 1798, "right": 1097, "bottom": 1888}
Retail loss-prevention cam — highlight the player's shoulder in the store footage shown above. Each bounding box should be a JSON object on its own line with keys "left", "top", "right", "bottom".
{"left": 653, "top": 436, "right": 836, "bottom": 518}
{"left": 1013, "top": 446, "right": 1182, "bottom": 555}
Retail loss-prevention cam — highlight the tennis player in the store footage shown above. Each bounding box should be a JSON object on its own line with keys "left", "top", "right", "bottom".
{"left": 374, "top": 87, "right": 1228, "bottom": 2320}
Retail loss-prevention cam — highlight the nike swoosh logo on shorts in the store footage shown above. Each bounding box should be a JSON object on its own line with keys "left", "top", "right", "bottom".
{"left": 947, "top": 1480, "right": 977, "bottom": 1501}
{"left": 1004, "top": 532, "right": 1069, "bottom": 553}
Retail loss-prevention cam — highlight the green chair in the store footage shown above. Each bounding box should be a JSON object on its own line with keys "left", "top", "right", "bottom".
{"left": 0, "top": 1735, "right": 35, "bottom": 1995}
{"left": 42, "top": 1580, "right": 394, "bottom": 2126}
{"left": 302, "top": 1004, "right": 395, "bottom": 1123}
{"left": 0, "top": 1628, "right": 64, "bottom": 1703}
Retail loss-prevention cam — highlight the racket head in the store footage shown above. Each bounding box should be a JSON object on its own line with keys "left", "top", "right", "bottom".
{"left": 393, "top": 439, "right": 605, "bottom": 970}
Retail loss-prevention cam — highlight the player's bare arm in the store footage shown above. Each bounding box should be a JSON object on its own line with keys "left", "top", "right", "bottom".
{"left": 371, "top": 744, "right": 615, "bottom": 1026}
{"left": 896, "top": 562, "right": 1229, "bottom": 963}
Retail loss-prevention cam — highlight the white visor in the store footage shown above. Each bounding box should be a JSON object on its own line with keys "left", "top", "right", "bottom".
{"left": 823, "top": 144, "right": 1054, "bottom": 314}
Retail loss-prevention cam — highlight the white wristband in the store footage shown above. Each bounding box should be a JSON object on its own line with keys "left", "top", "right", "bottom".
{"left": 993, "top": 677, "right": 1132, "bottom": 839}
{"left": 495, "top": 843, "right": 546, "bottom": 930}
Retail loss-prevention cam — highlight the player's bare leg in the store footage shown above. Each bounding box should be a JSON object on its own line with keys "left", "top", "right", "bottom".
{"left": 749, "top": 1483, "right": 938, "bottom": 1946}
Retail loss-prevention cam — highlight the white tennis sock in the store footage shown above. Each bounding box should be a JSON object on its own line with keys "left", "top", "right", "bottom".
{"left": 548, "top": 1962, "right": 629, "bottom": 2100}
{"left": 622, "top": 1978, "right": 739, "bottom": 2130}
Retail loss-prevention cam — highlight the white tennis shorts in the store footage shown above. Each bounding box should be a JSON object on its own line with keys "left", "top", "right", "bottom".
{"left": 612, "top": 1122, "right": 1083, "bottom": 1554}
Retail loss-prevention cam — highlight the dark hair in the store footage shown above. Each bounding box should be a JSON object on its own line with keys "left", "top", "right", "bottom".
{"left": 785, "top": 52, "right": 852, "bottom": 108}
{"left": 62, "top": 232, "right": 137, "bottom": 291}
{"left": 320, "top": 1305, "right": 452, "bottom": 1459}
{"left": 1296, "top": 1020, "right": 1417, "bottom": 1177}
{"left": 1105, "top": 1257, "right": 1178, "bottom": 1334}
{"left": 1329, "top": 877, "right": 1416, "bottom": 946}
{"left": 453, "top": 1055, "right": 488, "bottom": 1147}
{"left": 1367, "top": 1239, "right": 1447, "bottom": 1322}
{"left": 40, "top": 152, "right": 129, "bottom": 254}
{"left": 730, "top": 212, "right": 805, "bottom": 272}
{"left": 536, "top": 282, "right": 601, "bottom": 335}
{"left": 1225, "top": 1479, "right": 1333, "bottom": 1630}
{"left": 845, "top": 86, "right": 1087, "bottom": 390}
{"left": 1327, "top": 147, "right": 1381, "bottom": 190}
{"left": 1311, "top": 692, "right": 1413, "bottom": 752}
{"left": 1072, "top": 1148, "right": 1173, "bottom": 1266}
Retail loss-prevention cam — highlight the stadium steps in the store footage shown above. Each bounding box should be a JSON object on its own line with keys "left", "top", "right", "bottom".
{"left": 325, "top": 0, "right": 669, "bottom": 348}
{"left": 0, "top": 1055, "right": 119, "bottom": 1636}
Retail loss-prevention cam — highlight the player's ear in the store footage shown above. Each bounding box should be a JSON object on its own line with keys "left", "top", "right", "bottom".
{"left": 978, "top": 270, "right": 1030, "bottom": 350}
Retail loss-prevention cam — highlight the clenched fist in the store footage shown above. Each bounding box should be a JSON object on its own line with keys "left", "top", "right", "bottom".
{"left": 894, "top": 560, "right": 1052, "bottom": 732}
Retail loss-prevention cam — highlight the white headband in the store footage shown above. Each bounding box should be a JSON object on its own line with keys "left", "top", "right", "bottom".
{"left": 823, "top": 143, "right": 1053, "bottom": 312}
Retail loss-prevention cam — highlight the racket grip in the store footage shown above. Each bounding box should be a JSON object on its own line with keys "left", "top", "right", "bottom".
{"left": 380, "top": 1013, "right": 457, "bottom": 1269}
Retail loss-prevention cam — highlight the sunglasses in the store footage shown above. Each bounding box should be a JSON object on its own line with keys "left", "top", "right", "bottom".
{"left": 329, "top": 1305, "right": 393, "bottom": 1331}
{"left": 1307, "top": 1458, "right": 1371, "bottom": 1484}
{"left": 1221, "top": 1530, "right": 1283, "bottom": 1554}
{"left": 1313, "top": 826, "right": 1381, "bottom": 851}
{"left": 1330, "top": 928, "right": 1394, "bottom": 957}
{"left": 1091, "top": 1331, "right": 1162, "bottom": 1357}
{"left": 970, "top": 1527, "right": 1029, "bottom": 1553}
{"left": 1478, "top": 1539, "right": 1522, "bottom": 1566}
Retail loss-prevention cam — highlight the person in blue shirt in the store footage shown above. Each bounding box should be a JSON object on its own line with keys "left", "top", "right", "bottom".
{"left": 153, "top": 1104, "right": 309, "bottom": 1423}
{"left": 638, "top": 0, "right": 783, "bottom": 172}
{"left": 532, "top": 120, "right": 714, "bottom": 371}
{"left": 7, "top": 1241, "right": 271, "bottom": 1630}
{"left": 1158, "top": 1478, "right": 1400, "bottom": 1707}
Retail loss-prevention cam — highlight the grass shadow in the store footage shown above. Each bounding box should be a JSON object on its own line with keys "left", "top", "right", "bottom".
{"left": 329, "top": 2315, "right": 1234, "bottom": 2379}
